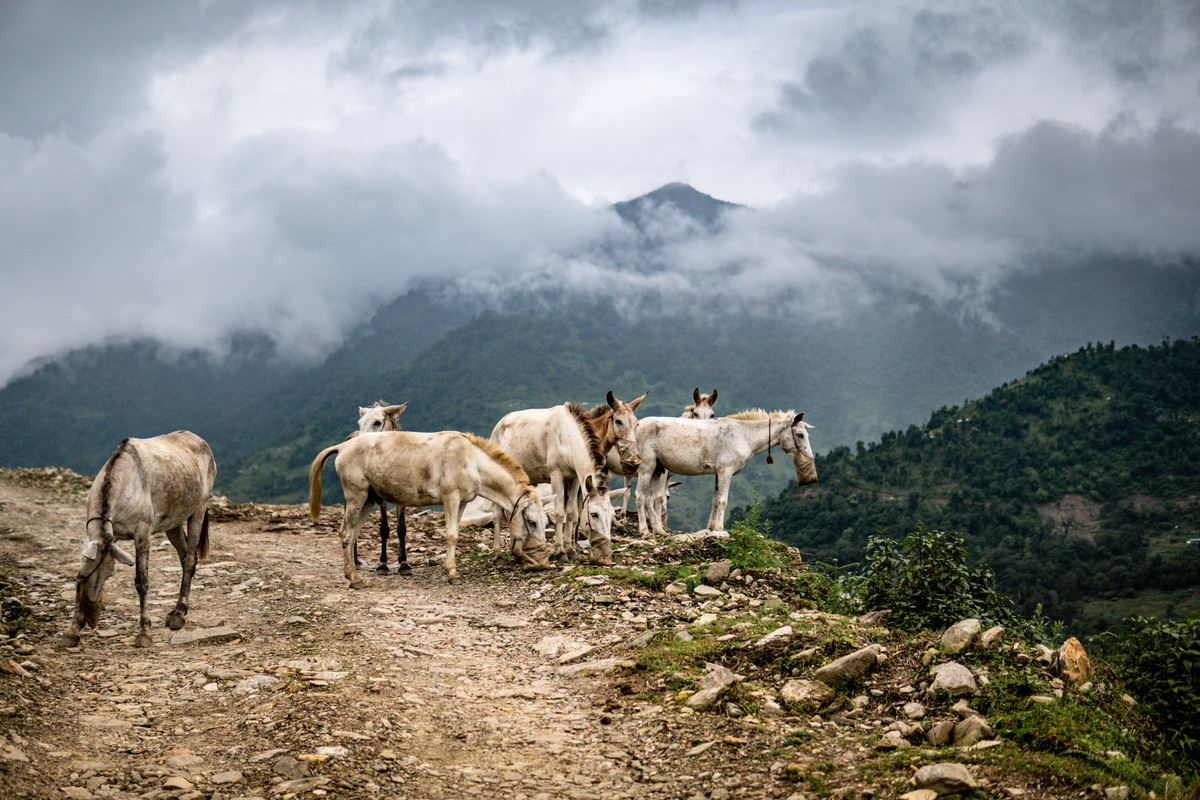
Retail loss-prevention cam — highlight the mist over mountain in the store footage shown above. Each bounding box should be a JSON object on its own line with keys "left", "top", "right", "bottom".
{"left": 2, "top": 182, "right": 1199, "bottom": 529}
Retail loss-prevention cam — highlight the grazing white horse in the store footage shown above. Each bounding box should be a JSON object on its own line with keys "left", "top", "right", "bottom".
{"left": 309, "top": 431, "right": 550, "bottom": 587}
{"left": 634, "top": 410, "right": 816, "bottom": 537}
{"left": 489, "top": 402, "right": 614, "bottom": 564}
{"left": 348, "top": 401, "right": 410, "bottom": 574}
{"left": 63, "top": 431, "right": 216, "bottom": 648}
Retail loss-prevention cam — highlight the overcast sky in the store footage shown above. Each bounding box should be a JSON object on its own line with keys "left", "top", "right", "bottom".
{"left": 2, "top": 0, "right": 1199, "bottom": 385}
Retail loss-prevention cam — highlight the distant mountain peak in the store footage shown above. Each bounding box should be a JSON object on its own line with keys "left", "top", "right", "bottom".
{"left": 613, "top": 182, "right": 742, "bottom": 232}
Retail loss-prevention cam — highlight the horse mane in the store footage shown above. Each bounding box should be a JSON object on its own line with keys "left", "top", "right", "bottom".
{"left": 565, "top": 403, "right": 607, "bottom": 475}
{"left": 462, "top": 433, "right": 532, "bottom": 487}
{"left": 96, "top": 438, "right": 133, "bottom": 523}
{"left": 725, "top": 409, "right": 796, "bottom": 421}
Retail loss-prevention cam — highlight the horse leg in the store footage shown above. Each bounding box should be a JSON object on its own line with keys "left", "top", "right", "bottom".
{"left": 394, "top": 507, "right": 411, "bottom": 574}
{"left": 550, "top": 473, "right": 567, "bottom": 560}
{"left": 491, "top": 501, "right": 507, "bottom": 564}
{"left": 164, "top": 519, "right": 198, "bottom": 632}
{"left": 621, "top": 475, "right": 632, "bottom": 513}
{"left": 562, "top": 478, "right": 581, "bottom": 563}
{"left": 376, "top": 503, "right": 390, "bottom": 574}
{"left": 133, "top": 528, "right": 154, "bottom": 648}
{"left": 442, "top": 492, "right": 464, "bottom": 584}
{"left": 635, "top": 463, "right": 653, "bottom": 538}
{"left": 650, "top": 469, "right": 672, "bottom": 537}
{"left": 707, "top": 470, "right": 733, "bottom": 532}
{"left": 340, "top": 491, "right": 372, "bottom": 589}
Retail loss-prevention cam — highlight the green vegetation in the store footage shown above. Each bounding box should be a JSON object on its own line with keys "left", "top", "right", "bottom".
{"left": 757, "top": 339, "right": 1200, "bottom": 635}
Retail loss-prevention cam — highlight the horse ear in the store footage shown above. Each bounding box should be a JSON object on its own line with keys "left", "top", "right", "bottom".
{"left": 358, "top": 407, "right": 369, "bottom": 417}
{"left": 693, "top": 388, "right": 702, "bottom": 405}
{"left": 629, "top": 391, "right": 647, "bottom": 411}
{"left": 111, "top": 544, "right": 134, "bottom": 566}
{"left": 385, "top": 403, "right": 408, "bottom": 415}
{"left": 585, "top": 474, "right": 595, "bottom": 494}
{"left": 606, "top": 391, "right": 617, "bottom": 409}
{"left": 792, "top": 412, "right": 805, "bottom": 426}
{"left": 709, "top": 389, "right": 717, "bottom": 405}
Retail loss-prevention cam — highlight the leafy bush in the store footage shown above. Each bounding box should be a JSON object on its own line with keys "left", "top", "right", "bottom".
{"left": 721, "top": 494, "right": 785, "bottom": 571}
{"left": 1094, "top": 614, "right": 1200, "bottom": 772}
{"left": 856, "top": 526, "right": 1021, "bottom": 632}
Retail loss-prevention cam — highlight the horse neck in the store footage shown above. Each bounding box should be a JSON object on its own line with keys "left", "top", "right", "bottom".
{"left": 737, "top": 415, "right": 785, "bottom": 457}
{"left": 473, "top": 455, "right": 524, "bottom": 510}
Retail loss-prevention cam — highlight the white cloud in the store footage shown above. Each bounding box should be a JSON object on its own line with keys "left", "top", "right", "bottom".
{"left": 1, "top": 0, "right": 1199, "bottom": 385}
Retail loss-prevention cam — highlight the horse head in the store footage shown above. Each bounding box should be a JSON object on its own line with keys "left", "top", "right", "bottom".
{"left": 685, "top": 388, "right": 718, "bottom": 419}
{"left": 779, "top": 412, "right": 818, "bottom": 486}
{"left": 604, "top": 390, "right": 646, "bottom": 473}
{"left": 357, "top": 401, "right": 408, "bottom": 434}
{"left": 74, "top": 519, "right": 134, "bottom": 630}
{"left": 512, "top": 486, "right": 552, "bottom": 570}
{"left": 582, "top": 474, "right": 616, "bottom": 566}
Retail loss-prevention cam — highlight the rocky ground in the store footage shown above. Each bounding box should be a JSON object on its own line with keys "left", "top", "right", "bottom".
{"left": 0, "top": 467, "right": 1147, "bottom": 800}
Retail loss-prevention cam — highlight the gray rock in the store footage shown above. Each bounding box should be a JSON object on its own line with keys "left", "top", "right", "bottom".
{"left": 693, "top": 584, "right": 722, "bottom": 598}
{"left": 876, "top": 730, "right": 909, "bottom": 750}
{"left": 954, "top": 715, "right": 994, "bottom": 746}
{"left": 940, "top": 619, "right": 981, "bottom": 654}
{"left": 813, "top": 644, "right": 884, "bottom": 686}
{"left": 779, "top": 679, "right": 835, "bottom": 711}
{"left": 705, "top": 560, "right": 732, "bottom": 583}
{"left": 233, "top": 675, "right": 280, "bottom": 694}
{"left": 274, "top": 756, "right": 310, "bottom": 780}
{"left": 902, "top": 702, "right": 927, "bottom": 720}
{"left": 926, "top": 720, "right": 956, "bottom": 747}
{"left": 857, "top": 609, "right": 893, "bottom": 627}
{"left": 913, "top": 763, "right": 977, "bottom": 794}
{"left": 170, "top": 626, "right": 240, "bottom": 646}
{"left": 557, "top": 658, "right": 635, "bottom": 677}
{"left": 164, "top": 754, "right": 204, "bottom": 770}
{"left": 270, "top": 777, "right": 331, "bottom": 795}
{"left": 978, "top": 625, "right": 1004, "bottom": 650}
{"left": 930, "top": 661, "right": 978, "bottom": 697}
{"left": 60, "top": 788, "right": 93, "bottom": 800}
{"left": 699, "top": 662, "right": 743, "bottom": 691}
{"left": 754, "top": 626, "right": 793, "bottom": 647}
{"left": 480, "top": 615, "right": 528, "bottom": 629}
{"left": 163, "top": 777, "right": 194, "bottom": 791}
{"left": 211, "top": 770, "right": 243, "bottom": 785}
{"left": 686, "top": 686, "right": 725, "bottom": 708}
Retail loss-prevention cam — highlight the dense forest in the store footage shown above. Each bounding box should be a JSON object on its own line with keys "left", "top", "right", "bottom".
{"left": 756, "top": 339, "right": 1200, "bottom": 635}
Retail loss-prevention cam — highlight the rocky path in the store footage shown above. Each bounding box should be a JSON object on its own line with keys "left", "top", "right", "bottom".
{"left": 0, "top": 470, "right": 781, "bottom": 800}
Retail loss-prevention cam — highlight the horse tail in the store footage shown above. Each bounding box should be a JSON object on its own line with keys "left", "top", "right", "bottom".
{"left": 198, "top": 508, "right": 211, "bottom": 560}
{"left": 308, "top": 444, "right": 340, "bottom": 520}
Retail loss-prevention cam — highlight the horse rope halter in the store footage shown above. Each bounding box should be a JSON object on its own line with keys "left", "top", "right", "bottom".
{"left": 77, "top": 516, "right": 112, "bottom": 582}
{"left": 765, "top": 416, "right": 804, "bottom": 466}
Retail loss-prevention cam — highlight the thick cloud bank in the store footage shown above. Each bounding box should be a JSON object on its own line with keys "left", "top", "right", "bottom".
{"left": 2, "top": 1, "right": 1198, "bottom": 385}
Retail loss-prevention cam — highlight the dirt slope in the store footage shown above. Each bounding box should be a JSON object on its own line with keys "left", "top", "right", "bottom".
{"left": 0, "top": 467, "right": 1124, "bottom": 800}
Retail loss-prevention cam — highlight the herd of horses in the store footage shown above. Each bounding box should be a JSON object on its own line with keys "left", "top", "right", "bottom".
{"left": 63, "top": 389, "right": 817, "bottom": 648}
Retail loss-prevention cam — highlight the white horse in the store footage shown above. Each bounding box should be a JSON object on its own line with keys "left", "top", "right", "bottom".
{"left": 63, "top": 431, "right": 216, "bottom": 648}
{"left": 633, "top": 410, "right": 816, "bottom": 537}
{"left": 309, "top": 431, "right": 550, "bottom": 587}
{"left": 610, "top": 388, "right": 718, "bottom": 515}
{"left": 348, "top": 401, "right": 409, "bottom": 574}
{"left": 489, "top": 402, "right": 614, "bottom": 564}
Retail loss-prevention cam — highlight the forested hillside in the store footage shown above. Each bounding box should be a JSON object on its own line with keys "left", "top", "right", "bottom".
{"left": 758, "top": 339, "right": 1200, "bottom": 635}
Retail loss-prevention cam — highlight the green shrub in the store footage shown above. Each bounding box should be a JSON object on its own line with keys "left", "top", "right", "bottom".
{"left": 1094, "top": 614, "right": 1200, "bottom": 773}
{"left": 721, "top": 493, "right": 785, "bottom": 571}
{"left": 856, "top": 526, "right": 1021, "bottom": 632}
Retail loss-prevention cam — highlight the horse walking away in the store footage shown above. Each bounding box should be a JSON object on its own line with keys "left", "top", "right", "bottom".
{"left": 309, "top": 430, "right": 551, "bottom": 588}
{"left": 63, "top": 431, "right": 216, "bottom": 648}
{"left": 347, "top": 401, "right": 409, "bottom": 574}
{"left": 633, "top": 410, "right": 816, "bottom": 537}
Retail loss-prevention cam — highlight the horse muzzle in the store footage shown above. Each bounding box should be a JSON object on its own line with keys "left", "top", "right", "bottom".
{"left": 794, "top": 460, "right": 818, "bottom": 486}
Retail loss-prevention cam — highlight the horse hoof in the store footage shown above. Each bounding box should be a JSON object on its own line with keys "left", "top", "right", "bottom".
{"left": 134, "top": 632, "right": 153, "bottom": 648}
{"left": 61, "top": 633, "right": 80, "bottom": 648}
{"left": 375, "top": 564, "right": 390, "bottom": 575}
{"left": 349, "top": 580, "right": 367, "bottom": 590}
{"left": 447, "top": 576, "right": 463, "bottom": 585}
{"left": 166, "top": 613, "right": 186, "bottom": 631}
{"left": 396, "top": 563, "right": 412, "bottom": 574}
